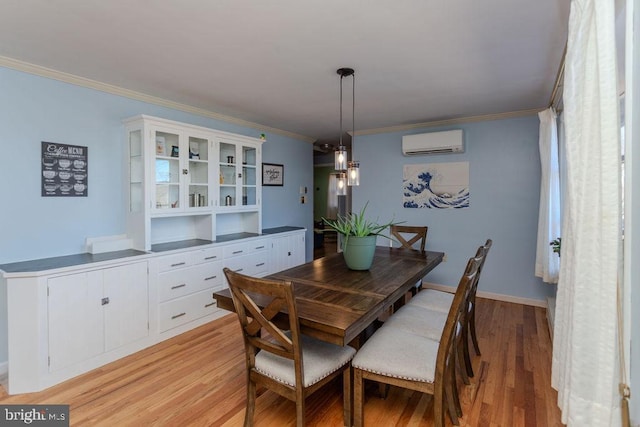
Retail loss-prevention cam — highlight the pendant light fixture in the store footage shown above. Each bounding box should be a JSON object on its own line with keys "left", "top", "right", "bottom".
{"left": 334, "top": 67, "right": 359, "bottom": 193}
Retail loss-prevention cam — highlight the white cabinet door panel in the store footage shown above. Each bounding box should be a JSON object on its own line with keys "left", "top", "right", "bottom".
{"left": 103, "top": 262, "right": 149, "bottom": 351}
{"left": 48, "top": 271, "right": 104, "bottom": 372}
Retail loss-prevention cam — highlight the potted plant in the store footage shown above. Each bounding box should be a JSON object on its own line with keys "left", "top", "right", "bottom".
{"left": 550, "top": 237, "right": 561, "bottom": 257}
{"left": 322, "top": 202, "right": 400, "bottom": 270}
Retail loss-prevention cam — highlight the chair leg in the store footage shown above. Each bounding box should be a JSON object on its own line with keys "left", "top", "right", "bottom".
{"left": 343, "top": 367, "right": 352, "bottom": 427}
{"left": 244, "top": 378, "right": 256, "bottom": 427}
{"left": 434, "top": 387, "right": 446, "bottom": 427}
{"left": 354, "top": 369, "right": 364, "bottom": 427}
{"left": 296, "top": 393, "right": 305, "bottom": 427}
{"left": 378, "top": 383, "right": 390, "bottom": 399}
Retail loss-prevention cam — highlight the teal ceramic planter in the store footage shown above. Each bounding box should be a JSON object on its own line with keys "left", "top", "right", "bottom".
{"left": 342, "top": 235, "right": 377, "bottom": 270}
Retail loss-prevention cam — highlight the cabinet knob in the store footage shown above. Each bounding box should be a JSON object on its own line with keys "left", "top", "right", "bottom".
{"left": 101, "top": 297, "right": 110, "bottom": 306}
{"left": 182, "top": 169, "right": 188, "bottom": 175}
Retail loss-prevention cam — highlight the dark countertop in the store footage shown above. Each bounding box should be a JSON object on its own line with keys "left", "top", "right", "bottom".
{"left": 1, "top": 227, "right": 307, "bottom": 275}
{"left": 0, "top": 249, "right": 148, "bottom": 274}
{"left": 151, "top": 239, "right": 214, "bottom": 252}
{"left": 262, "top": 226, "right": 305, "bottom": 234}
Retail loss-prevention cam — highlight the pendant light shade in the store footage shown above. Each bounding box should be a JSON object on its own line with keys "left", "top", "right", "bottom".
{"left": 347, "top": 161, "right": 360, "bottom": 186}
{"left": 335, "top": 145, "right": 347, "bottom": 171}
{"left": 336, "top": 172, "right": 347, "bottom": 196}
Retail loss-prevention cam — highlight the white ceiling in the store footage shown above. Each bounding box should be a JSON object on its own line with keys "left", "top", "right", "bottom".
{"left": 0, "top": 1, "right": 571, "bottom": 145}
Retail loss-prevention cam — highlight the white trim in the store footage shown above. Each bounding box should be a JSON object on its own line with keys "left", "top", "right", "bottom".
{"left": 421, "top": 281, "right": 547, "bottom": 308}
{"left": 0, "top": 55, "right": 315, "bottom": 144}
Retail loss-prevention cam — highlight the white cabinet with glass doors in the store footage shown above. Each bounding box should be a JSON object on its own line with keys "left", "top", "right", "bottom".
{"left": 124, "top": 115, "right": 263, "bottom": 251}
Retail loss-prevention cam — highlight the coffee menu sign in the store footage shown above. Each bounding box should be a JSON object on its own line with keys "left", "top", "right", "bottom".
{"left": 41, "top": 142, "right": 88, "bottom": 197}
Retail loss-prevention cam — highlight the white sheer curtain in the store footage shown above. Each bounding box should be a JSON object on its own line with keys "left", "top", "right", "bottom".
{"left": 535, "top": 108, "right": 561, "bottom": 283}
{"left": 552, "top": 0, "right": 622, "bottom": 425}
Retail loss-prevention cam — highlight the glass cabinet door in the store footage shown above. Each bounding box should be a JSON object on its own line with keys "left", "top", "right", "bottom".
{"left": 129, "top": 129, "right": 143, "bottom": 213}
{"left": 154, "top": 130, "right": 181, "bottom": 211}
{"left": 241, "top": 145, "right": 257, "bottom": 206}
{"left": 219, "top": 142, "right": 237, "bottom": 207}
{"left": 187, "top": 136, "right": 209, "bottom": 209}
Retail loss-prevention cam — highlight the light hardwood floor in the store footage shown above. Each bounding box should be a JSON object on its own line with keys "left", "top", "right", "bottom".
{"left": 0, "top": 298, "right": 562, "bottom": 426}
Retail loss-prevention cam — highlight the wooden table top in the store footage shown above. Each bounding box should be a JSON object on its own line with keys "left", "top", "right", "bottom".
{"left": 213, "top": 247, "right": 444, "bottom": 346}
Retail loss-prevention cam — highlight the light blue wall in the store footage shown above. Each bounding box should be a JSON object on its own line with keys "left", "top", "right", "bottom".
{"left": 352, "top": 116, "right": 556, "bottom": 302}
{"left": 0, "top": 66, "right": 314, "bottom": 363}
{"left": 0, "top": 66, "right": 314, "bottom": 264}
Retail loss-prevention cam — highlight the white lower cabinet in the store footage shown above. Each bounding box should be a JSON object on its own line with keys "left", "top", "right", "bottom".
{"left": 270, "top": 231, "right": 306, "bottom": 273}
{"left": 0, "top": 229, "right": 306, "bottom": 394}
{"left": 48, "top": 262, "right": 149, "bottom": 372}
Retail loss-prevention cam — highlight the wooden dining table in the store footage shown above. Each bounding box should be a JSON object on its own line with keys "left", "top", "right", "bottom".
{"left": 213, "top": 246, "right": 445, "bottom": 347}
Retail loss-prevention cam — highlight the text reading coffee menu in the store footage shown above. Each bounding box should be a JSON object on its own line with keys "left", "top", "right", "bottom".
{"left": 41, "top": 141, "right": 88, "bottom": 197}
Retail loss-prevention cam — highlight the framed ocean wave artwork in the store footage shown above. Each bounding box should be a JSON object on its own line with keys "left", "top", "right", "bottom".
{"left": 403, "top": 162, "right": 469, "bottom": 209}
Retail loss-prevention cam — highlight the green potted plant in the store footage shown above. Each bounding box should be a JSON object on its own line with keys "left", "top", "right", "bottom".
{"left": 550, "top": 237, "right": 561, "bottom": 257}
{"left": 322, "top": 202, "right": 400, "bottom": 270}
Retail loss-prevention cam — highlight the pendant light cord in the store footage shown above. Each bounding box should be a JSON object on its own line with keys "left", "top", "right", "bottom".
{"left": 339, "top": 74, "right": 344, "bottom": 147}
{"left": 352, "top": 71, "right": 355, "bottom": 151}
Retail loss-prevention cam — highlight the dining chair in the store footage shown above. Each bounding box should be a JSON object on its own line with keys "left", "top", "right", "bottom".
{"left": 410, "top": 239, "right": 492, "bottom": 377}
{"left": 352, "top": 256, "right": 481, "bottom": 427}
{"left": 389, "top": 225, "right": 428, "bottom": 252}
{"left": 388, "top": 225, "right": 428, "bottom": 300}
{"left": 223, "top": 268, "right": 356, "bottom": 427}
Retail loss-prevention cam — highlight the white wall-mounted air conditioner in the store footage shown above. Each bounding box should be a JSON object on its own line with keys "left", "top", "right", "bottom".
{"left": 401, "top": 129, "right": 464, "bottom": 156}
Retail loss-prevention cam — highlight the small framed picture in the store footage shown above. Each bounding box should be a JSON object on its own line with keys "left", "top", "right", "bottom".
{"left": 262, "top": 163, "right": 284, "bottom": 186}
{"left": 171, "top": 146, "right": 179, "bottom": 157}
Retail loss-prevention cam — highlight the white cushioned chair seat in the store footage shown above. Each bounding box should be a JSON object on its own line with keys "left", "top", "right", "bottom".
{"left": 409, "top": 288, "right": 454, "bottom": 313}
{"left": 352, "top": 326, "right": 439, "bottom": 382}
{"left": 384, "top": 304, "right": 448, "bottom": 340}
{"left": 255, "top": 334, "right": 356, "bottom": 387}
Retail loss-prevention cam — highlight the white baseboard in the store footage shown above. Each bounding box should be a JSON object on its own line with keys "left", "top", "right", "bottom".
{"left": 421, "top": 281, "right": 547, "bottom": 308}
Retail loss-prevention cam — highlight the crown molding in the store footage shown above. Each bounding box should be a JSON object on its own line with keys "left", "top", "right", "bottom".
{"left": 353, "top": 108, "right": 543, "bottom": 137}
{"left": 0, "top": 55, "right": 316, "bottom": 144}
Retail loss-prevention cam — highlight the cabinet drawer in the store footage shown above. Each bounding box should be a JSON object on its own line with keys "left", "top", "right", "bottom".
{"left": 193, "top": 247, "right": 223, "bottom": 264}
{"left": 223, "top": 257, "right": 248, "bottom": 275}
{"left": 158, "top": 288, "right": 219, "bottom": 332}
{"left": 249, "top": 251, "right": 269, "bottom": 276}
{"left": 223, "top": 242, "right": 248, "bottom": 258}
{"left": 156, "top": 253, "right": 192, "bottom": 273}
{"left": 157, "top": 261, "right": 223, "bottom": 302}
{"left": 247, "top": 239, "right": 268, "bottom": 253}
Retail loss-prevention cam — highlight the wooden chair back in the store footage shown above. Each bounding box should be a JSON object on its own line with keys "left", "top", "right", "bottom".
{"left": 434, "top": 254, "right": 481, "bottom": 425}
{"left": 223, "top": 267, "right": 303, "bottom": 383}
{"left": 466, "top": 239, "right": 492, "bottom": 356}
{"left": 389, "top": 225, "right": 428, "bottom": 252}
